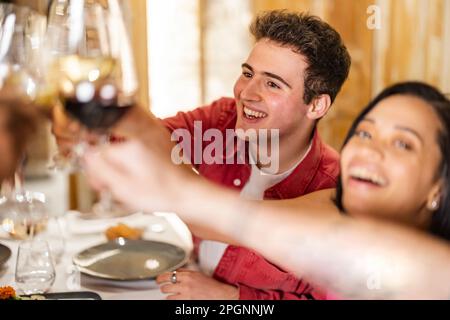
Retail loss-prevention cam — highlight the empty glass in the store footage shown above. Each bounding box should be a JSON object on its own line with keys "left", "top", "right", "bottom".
{"left": 15, "top": 240, "right": 56, "bottom": 295}
{"left": 0, "top": 190, "right": 48, "bottom": 240}
{"left": 0, "top": 3, "right": 47, "bottom": 96}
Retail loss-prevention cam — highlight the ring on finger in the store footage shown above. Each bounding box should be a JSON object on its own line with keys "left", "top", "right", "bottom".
{"left": 171, "top": 271, "right": 177, "bottom": 284}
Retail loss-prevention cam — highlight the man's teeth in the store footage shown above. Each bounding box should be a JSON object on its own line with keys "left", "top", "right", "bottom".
{"left": 243, "top": 106, "right": 267, "bottom": 119}
{"left": 349, "top": 167, "right": 387, "bottom": 186}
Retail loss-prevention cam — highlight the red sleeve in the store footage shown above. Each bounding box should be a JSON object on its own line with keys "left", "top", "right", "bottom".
{"left": 238, "top": 284, "right": 326, "bottom": 300}
{"left": 305, "top": 143, "right": 340, "bottom": 193}
{"left": 159, "top": 98, "right": 235, "bottom": 167}
{"left": 161, "top": 97, "right": 235, "bottom": 134}
{"left": 214, "top": 246, "right": 327, "bottom": 301}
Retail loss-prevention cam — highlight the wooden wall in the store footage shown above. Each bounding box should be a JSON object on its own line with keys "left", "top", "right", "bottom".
{"left": 128, "top": 0, "right": 150, "bottom": 108}
{"left": 14, "top": 0, "right": 49, "bottom": 13}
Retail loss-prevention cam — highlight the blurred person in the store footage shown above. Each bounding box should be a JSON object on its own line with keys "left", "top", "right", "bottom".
{"left": 0, "top": 92, "right": 37, "bottom": 185}
{"left": 54, "top": 10, "right": 351, "bottom": 300}
{"left": 84, "top": 82, "right": 450, "bottom": 299}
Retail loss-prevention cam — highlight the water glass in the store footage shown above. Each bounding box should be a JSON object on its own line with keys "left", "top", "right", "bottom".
{"left": 15, "top": 240, "right": 56, "bottom": 295}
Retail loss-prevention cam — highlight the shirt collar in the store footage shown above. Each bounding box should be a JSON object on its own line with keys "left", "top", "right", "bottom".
{"left": 249, "top": 139, "right": 313, "bottom": 179}
{"left": 264, "top": 129, "right": 324, "bottom": 198}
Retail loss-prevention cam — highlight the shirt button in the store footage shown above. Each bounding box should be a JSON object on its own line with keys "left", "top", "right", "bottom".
{"left": 233, "top": 179, "right": 241, "bottom": 187}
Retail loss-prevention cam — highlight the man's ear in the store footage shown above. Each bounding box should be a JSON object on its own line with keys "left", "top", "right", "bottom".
{"left": 306, "top": 94, "right": 332, "bottom": 120}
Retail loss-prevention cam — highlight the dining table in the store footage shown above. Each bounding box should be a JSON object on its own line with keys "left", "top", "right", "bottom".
{"left": 0, "top": 211, "right": 194, "bottom": 300}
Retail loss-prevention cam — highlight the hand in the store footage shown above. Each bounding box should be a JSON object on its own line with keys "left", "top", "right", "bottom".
{"left": 51, "top": 104, "right": 100, "bottom": 156}
{"left": 156, "top": 269, "right": 239, "bottom": 300}
{"left": 83, "top": 137, "right": 192, "bottom": 213}
{"left": 83, "top": 105, "right": 200, "bottom": 212}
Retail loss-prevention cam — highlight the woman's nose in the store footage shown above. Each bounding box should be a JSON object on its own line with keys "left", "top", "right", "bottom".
{"left": 360, "top": 140, "right": 384, "bottom": 160}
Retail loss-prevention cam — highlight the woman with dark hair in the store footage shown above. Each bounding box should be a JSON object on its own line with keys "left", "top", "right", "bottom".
{"left": 84, "top": 81, "right": 450, "bottom": 299}
{"left": 334, "top": 82, "right": 450, "bottom": 240}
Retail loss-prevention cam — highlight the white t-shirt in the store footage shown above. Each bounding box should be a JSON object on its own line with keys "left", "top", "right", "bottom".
{"left": 198, "top": 144, "right": 312, "bottom": 276}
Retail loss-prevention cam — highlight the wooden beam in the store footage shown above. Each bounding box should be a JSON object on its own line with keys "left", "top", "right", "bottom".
{"left": 128, "top": 0, "right": 150, "bottom": 109}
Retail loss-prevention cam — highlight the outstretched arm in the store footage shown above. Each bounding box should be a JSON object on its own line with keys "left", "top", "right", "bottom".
{"left": 84, "top": 139, "right": 450, "bottom": 299}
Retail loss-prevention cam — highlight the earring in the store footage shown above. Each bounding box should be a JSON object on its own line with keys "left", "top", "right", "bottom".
{"left": 430, "top": 199, "right": 439, "bottom": 210}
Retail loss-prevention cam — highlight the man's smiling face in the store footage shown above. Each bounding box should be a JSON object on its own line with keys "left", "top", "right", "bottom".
{"left": 234, "top": 38, "right": 310, "bottom": 138}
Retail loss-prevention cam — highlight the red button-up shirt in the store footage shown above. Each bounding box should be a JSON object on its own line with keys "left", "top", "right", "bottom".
{"left": 162, "top": 97, "right": 340, "bottom": 300}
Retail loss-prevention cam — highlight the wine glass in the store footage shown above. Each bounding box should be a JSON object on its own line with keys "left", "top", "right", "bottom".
{"left": 0, "top": 3, "right": 47, "bottom": 183}
{"left": 15, "top": 239, "right": 56, "bottom": 295}
{"left": 0, "top": 3, "right": 47, "bottom": 98}
{"left": 0, "top": 190, "right": 48, "bottom": 240}
{"left": 0, "top": 3, "right": 50, "bottom": 239}
{"left": 42, "top": 0, "right": 138, "bottom": 216}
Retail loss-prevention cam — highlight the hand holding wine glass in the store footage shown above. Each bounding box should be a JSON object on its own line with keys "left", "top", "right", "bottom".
{"left": 43, "top": 0, "right": 138, "bottom": 216}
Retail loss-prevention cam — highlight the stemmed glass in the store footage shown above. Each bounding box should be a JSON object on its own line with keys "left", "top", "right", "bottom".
{"left": 0, "top": 3, "right": 47, "bottom": 187}
{"left": 41, "top": 0, "right": 138, "bottom": 217}
{"left": 0, "top": 3, "right": 47, "bottom": 98}
{"left": 0, "top": 4, "right": 51, "bottom": 240}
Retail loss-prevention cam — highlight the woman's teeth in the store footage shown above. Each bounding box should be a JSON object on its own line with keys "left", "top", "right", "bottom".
{"left": 243, "top": 106, "right": 268, "bottom": 119}
{"left": 349, "top": 167, "right": 387, "bottom": 186}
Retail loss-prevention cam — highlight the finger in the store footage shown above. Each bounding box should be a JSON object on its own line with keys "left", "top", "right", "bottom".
{"left": 67, "top": 119, "right": 82, "bottom": 133}
{"left": 160, "top": 284, "right": 180, "bottom": 294}
{"left": 51, "top": 115, "right": 80, "bottom": 137}
{"left": 55, "top": 136, "right": 76, "bottom": 146}
{"left": 84, "top": 140, "right": 168, "bottom": 213}
{"left": 87, "top": 176, "right": 106, "bottom": 193}
{"left": 83, "top": 148, "right": 130, "bottom": 196}
{"left": 101, "top": 141, "right": 148, "bottom": 174}
{"left": 87, "top": 148, "right": 157, "bottom": 212}
{"left": 52, "top": 125, "right": 78, "bottom": 141}
{"left": 166, "top": 294, "right": 184, "bottom": 300}
{"left": 85, "top": 132, "right": 101, "bottom": 145}
{"left": 156, "top": 272, "right": 173, "bottom": 284}
{"left": 85, "top": 144, "right": 132, "bottom": 173}
{"left": 55, "top": 138, "right": 76, "bottom": 153}
{"left": 83, "top": 142, "right": 154, "bottom": 212}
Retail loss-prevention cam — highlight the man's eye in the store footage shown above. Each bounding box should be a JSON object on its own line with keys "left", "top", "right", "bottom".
{"left": 242, "top": 72, "right": 252, "bottom": 78}
{"left": 267, "top": 81, "right": 280, "bottom": 89}
{"left": 354, "top": 130, "right": 371, "bottom": 140}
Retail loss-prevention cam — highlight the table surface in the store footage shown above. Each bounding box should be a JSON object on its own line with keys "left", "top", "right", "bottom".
{"left": 0, "top": 212, "right": 193, "bottom": 300}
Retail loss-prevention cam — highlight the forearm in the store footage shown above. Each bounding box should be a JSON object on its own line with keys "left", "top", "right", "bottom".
{"left": 172, "top": 176, "right": 245, "bottom": 245}
{"left": 243, "top": 207, "right": 450, "bottom": 299}
{"left": 175, "top": 178, "right": 450, "bottom": 299}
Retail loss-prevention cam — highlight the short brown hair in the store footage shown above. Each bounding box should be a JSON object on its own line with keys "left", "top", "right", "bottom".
{"left": 250, "top": 10, "right": 351, "bottom": 104}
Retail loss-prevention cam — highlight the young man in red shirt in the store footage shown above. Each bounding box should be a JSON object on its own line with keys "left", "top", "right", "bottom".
{"left": 154, "top": 11, "right": 350, "bottom": 300}
{"left": 54, "top": 10, "right": 351, "bottom": 299}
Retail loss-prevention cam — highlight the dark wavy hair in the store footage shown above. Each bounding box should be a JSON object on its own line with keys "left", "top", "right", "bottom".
{"left": 250, "top": 10, "right": 351, "bottom": 104}
{"left": 334, "top": 82, "right": 450, "bottom": 241}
